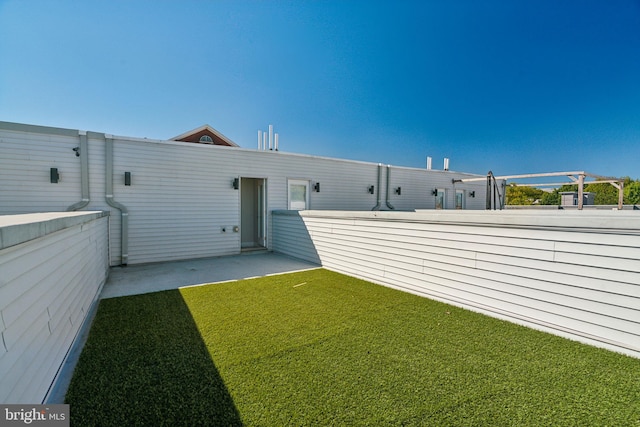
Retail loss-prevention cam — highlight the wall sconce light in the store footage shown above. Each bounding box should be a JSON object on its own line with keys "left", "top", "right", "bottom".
{"left": 72, "top": 147, "right": 80, "bottom": 157}
{"left": 124, "top": 172, "right": 132, "bottom": 186}
{"left": 313, "top": 182, "right": 320, "bottom": 192}
{"left": 367, "top": 185, "right": 375, "bottom": 194}
{"left": 395, "top": 187, "right": 402, "bottom": 195}
{"left": 50, "top": 168, "right": 59, "bottom": 183}
{"left": 232, "top": 178, "right": 239, "bottom": 190}
{"left": 469, "top": 191, "right": 475, "bottom": 198}
{"left": 431, "top": 189, "right": 438, "bottom": 196}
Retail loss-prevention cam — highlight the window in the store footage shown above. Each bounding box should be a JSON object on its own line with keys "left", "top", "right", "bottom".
{"left": 199, "top": 135, "right": 213, "bottom": 143}
{"left": 435, "top": 189, "right": 446, "bottom": 209}
{"left": 288, "top": 179, "right": 309, "bottom": 210}
{"left": 455, "top": 190, "right": 464, "bottom": 209}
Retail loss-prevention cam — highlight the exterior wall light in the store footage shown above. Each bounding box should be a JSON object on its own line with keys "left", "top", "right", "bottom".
{"left": 313, "top": 182, "right": 320, "bottom": 192}
{"left": 469, "top": 191, "right": 475, "bottom": 198}
{"left": 395, "top": 187, "right": 401, "bottom": 195}
{"left": 124, "top": 172, "right": 132, "bottom": 186}
{"left": 50, "top": 168, "right": 60, "bottom": 183}
{"left": 232, "top": 178, "right": 239, "bottom": 190}
{"left": 368, "top": 185, "right": 375, "bottom": 194}
{"left": 431, "top": 189, "right": 438, "bottom": 196}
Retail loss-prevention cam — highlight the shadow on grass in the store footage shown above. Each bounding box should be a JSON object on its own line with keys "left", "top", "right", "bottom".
{"left": 65, "top": 290, "right": 242, "bottom": 426}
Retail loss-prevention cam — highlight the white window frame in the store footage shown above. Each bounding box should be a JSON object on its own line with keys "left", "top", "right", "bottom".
{"left": 287, "top": 179, "right": 310, "bottom": 210}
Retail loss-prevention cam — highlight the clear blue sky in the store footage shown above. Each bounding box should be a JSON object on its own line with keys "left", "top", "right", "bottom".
{"left": 1, "top": 0, "right": 639, "bottom": 179}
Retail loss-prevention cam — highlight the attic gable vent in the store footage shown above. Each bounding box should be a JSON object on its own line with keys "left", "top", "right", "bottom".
{"left": 199, "top": 135, "right": 214, "bottom": 143}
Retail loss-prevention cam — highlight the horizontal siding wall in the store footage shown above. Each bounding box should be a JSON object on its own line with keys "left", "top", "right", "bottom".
{"left": 272, "top": 210, "right": 640, "bottom": 358}
{"left": 0, "top": 212, "right": 109, "bottom": 403}
{"left": 1, "top": 121, "right": 490, "bottom": 265}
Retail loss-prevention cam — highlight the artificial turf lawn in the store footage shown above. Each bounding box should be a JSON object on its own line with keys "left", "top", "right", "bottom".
{"left": 66, "top": 268, "right": 640, "bottom": 426}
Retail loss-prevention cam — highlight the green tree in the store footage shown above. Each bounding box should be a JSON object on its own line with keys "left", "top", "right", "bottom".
{"left": 624, "top": 180, "right": 640, "bottom": 205}
{"left": 584, "top": 183, "right": 619, "bottom": 205}
{"left": 506, "top": 185, "right": 544, "bottom": 205}
{"left": 539, "top": 191, "right": 560, "bottom": 205}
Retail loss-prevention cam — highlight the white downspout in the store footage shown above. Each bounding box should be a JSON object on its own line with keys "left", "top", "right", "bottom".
{"left": 385, "top": 165, "right": 395, "bottom": 210}
{"left": 105, "top": 134, "right": 129, "bottom": 266}
{"left": 67, "top": 130, "right": 90, "bottom": 211}
{"left": 372, "top": 164, "right": 382, "bottom": 210}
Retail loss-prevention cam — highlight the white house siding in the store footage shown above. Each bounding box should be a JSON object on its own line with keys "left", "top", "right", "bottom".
{"left": 272, "top": 210, "right": 640, "bottom": 358}
{"left": 1, "top": 121, "right": 488, "bottom": 266}
{"left": 0, "top": 212, "right": 109, "bottom": 403}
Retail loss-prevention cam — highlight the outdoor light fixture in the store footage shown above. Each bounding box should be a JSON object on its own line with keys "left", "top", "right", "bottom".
{"left": 124, "top": 172, "right": 131, "bottom": 186}
{"left": 72, "top": 147, "right": 80, "bottom": 157}
{"left": 368, "top": 185, "right": 375, "bottom": 194}
{"left": 232, "top": 178, "right": 239, "bottom": 190}
{"left": 469, "top": 191, "right": 475, "bottom": 198}
{"left": 395, "top": 187, "right": 401, "bottom": 195}
{"left": 50, "top": 168, "right": 59, "bottom": 183}
{"left": 313, "top": 182, "right": 320, "bottom": 192}
{"left": 431, "top": 189, "right": 438, "bottom": 196}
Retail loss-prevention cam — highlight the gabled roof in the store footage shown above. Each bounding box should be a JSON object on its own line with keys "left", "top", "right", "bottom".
{"left": 170, "top": 124, "right": 239, "bottom": 147}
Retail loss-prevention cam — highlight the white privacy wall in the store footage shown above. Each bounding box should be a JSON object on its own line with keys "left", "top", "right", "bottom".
{"left": 272, "top": 210, "right": 640, "bottom": 358}
{"left": 0, "top": 212, "right": 109, "bottom": 403}
{"left": 1, "top": 121, "right": 488, "bottom": 266}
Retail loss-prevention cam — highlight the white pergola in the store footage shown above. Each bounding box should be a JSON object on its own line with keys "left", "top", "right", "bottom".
{"left": 454, "top": 171, "right": 624, "bottom": 210}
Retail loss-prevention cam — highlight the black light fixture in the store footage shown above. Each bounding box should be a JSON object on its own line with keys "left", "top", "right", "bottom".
{"left": 395, "top": 187, "right": 401, "bottom": 195}
{"left": 50, "top": 168, "right": 59, "bottom": 183}
{"left": 367, "top": 185, "right": 375, "bottom": 194}
{"left": 313, "top": 182, "right": 320, "bottom": 192}
{"left": 232, "top": 178, "right": 239, "bottom": 190}
{"left": 469, "top": 191, "right": 475, "bottom": 198}
{"left": 124, "top": 172, "right": 132, "bottom": 186}
{"left": 431, "top": 189, "right": 438, "bottom": 196}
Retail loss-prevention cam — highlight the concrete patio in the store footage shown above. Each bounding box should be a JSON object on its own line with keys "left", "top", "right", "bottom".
{"left": 101, "top": 251, "right": 320, "bottom": 299}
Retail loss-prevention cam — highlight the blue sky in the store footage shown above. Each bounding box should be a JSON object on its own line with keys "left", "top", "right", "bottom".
{"left": 1, "top": 1, "right": 639, "bottom": 179}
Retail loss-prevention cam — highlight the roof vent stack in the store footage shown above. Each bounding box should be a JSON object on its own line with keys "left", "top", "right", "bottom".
{"left": 257, "top": 124, "right": 279, "bottom": 151}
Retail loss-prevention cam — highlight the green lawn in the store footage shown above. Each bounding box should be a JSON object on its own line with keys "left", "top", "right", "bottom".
{"left": 66, "top": 268, "right": 640, "bottom": 426}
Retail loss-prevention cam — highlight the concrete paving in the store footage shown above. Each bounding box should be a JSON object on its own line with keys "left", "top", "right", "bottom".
{"left": 101, "top": 251, "right": 320, "bottom": 298}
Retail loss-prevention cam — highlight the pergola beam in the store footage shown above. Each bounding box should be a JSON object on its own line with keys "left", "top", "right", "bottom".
{"left": 456, "top": 170, "right": 625, "bottom": 210}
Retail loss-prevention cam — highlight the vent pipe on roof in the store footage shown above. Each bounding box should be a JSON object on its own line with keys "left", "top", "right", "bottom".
{"left": 105, "top": 134, "right": 129, "bottom": 266}
{"left": 426, "top": 156, "right": 432, "bottom": 170}
{"left": 444, "top": 158, "right": 450, "bottom": 171}
{"left": 258, "top": 125, "right": 279, "bottom": 151}
{"left": 67, "top": 130, "right": 90, "bottom": 211}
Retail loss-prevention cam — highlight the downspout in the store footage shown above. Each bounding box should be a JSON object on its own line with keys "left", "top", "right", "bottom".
{"left": 385, "top": 165, "right": 395, "bottom": 210}
{"left": 372, "top": 163, "right": 382, "bottom": 210}
{"left": 105, "top": 134, "right": 129, "bottom": 266}
{"left": 66, "top": 130, "right": 90, "bottom": 211}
